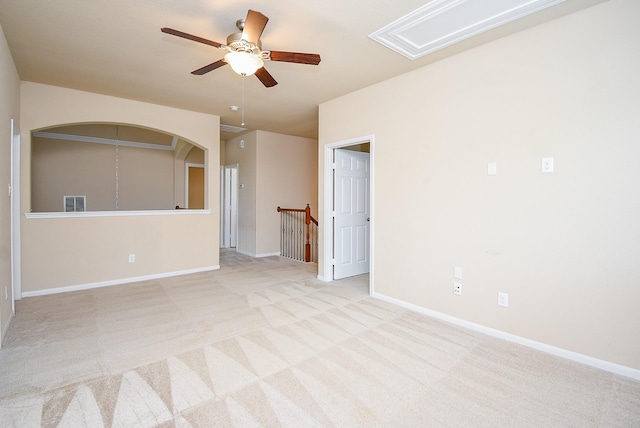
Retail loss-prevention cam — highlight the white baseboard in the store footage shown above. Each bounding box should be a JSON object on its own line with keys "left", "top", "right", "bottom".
{"left": 235, "top": 249, "right": 281, "bottom": 258}
{"left": 1, "top": 310, "right": 14, "bottom": 348}
{"left": 372, "top": 291, "right": 640, "bottom": 381}
{"left": 256, "top": 252, "right": 281, "bottom": 258}
{"left": 21, "top": 265, "right": 221, "bottom": 298}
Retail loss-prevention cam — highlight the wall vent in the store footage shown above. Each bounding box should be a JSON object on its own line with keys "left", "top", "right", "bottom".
{"left": 220, "top": 124, "right": 248, "bottom": 133}
{"left": 64, "top": 195, "right": 86, "bottom": 212}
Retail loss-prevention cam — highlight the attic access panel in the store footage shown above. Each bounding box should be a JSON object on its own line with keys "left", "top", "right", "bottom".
{"left": 369, "top": 0, "right": 565, "bottom": 59}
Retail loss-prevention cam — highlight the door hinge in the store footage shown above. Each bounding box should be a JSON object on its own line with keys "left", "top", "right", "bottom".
{"left": 331, "top": 211, "right": 336, "bottom": 218}
{"left": 332, "top": 258, "right": 336, "bottom": 265}
{"left": 332, "top": 162, "right": 337, "bottom": 170}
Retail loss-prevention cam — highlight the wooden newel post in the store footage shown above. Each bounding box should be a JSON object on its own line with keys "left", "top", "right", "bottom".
{"left": 304, "top": 204, "right": 311, "bottom": 262}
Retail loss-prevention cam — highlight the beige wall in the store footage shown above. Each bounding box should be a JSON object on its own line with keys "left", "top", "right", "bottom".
{"left": 220, "top": 139, "right": 226, "bottom": 166}
{"left": 31, "top": 138, "right": 116, "bottom": 211}
{"left": 117, "top": 145, "right": 174, "bottom": 210}
{"left": 185, "top": 146, "right": 205, "bottom": 164}
{"left": 319, "top": 0, "right": 640, "bottom": 370}
{"left": 31, "top": 138, "right": 177, "bottom": 211}
{"left": 256, "top": 130, "right": 317, "bottom": 256}
{"left": 225, "top": 133, "right": 257, "bottom": 255}
{"left": 0, "top": 24, "right": 20, "bottom": 345}
{"left": 225, "top": 131, "right": 317, "bottom": 256}
{"left": 20, "top": 82, "right": 220, "bottom": 293}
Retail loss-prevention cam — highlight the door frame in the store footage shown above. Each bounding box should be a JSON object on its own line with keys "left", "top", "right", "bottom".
{"left": 185, "top": 162, "right": 204, "bottom": 209}
{"left": 220, "top": 163, "right": 239, "bottom": 249}
{"left": 10, "top": 119, "right": 21, "bottom": 306}
{"left": 322, "top": 135, "right": 375, "bottom": 294}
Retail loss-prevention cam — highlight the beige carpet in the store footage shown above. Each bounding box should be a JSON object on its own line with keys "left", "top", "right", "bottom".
{"left": 1, "top": 250, "right": 639, "bottom": 427}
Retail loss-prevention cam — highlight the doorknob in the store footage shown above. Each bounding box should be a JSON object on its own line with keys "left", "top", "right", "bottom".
{"left": 367, "top": 218, "right": 370, "bottom": 221}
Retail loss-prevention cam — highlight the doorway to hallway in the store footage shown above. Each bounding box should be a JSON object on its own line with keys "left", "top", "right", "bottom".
{"left": 322, "top": 136, "right": 374, "bottom": 293}
{"left": 220, "top": 164, "right": 238, "bottom": 249}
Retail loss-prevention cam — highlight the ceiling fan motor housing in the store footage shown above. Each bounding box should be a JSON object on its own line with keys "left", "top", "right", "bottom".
{"left": 226, "top": 32, "right": 262, "bottom": 54}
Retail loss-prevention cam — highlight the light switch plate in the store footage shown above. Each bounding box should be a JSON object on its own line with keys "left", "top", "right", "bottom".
{"left": 454, "top": 266, "right": 462, "bottom": 279}
{"left": 498, "top": 291, "right": 509, "bottom": 307}
{"left": 488, "top": 162, "right": 497, "bottom": 176}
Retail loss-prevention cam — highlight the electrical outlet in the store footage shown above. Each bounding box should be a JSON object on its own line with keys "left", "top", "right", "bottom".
{"left": 542, "top": 157, "right": 554, "bottom": 173}
{"left": 128, "top": 254, "right": 135, "bottom": 263}
{"left": 453, "top": 282, "right": 462, "bottom": 296}
{"left": 498, "top": 291, "right": 509, "bottom": 307}
{"left": 4, "top": 286, "right": 7, "bottom": 300}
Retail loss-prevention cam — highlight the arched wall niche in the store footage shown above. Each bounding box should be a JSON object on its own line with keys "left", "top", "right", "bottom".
{"left": 19, "top": 82, "right": 220, "bottom": 295}
{"left": 30, "top": 122, "right": 207, "bottom": 212}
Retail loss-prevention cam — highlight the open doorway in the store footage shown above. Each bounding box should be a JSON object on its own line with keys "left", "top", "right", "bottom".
{"left": 185, "top": 163, "right": 205, "bottom": 209}
{"left": 220, "top": 164, "right": 239, "bottom": 248}
{"left": 322, "top": 135, "right": 374, "bottom": 294}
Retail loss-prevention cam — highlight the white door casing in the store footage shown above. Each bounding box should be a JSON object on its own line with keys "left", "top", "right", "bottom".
{"left": 333, "top": 149, "right": 370, "bottom": 279}
{"left": 222, "top": 164, "right": 238, "bottom": 248}
{"left": 10, "top": 119, "right": 21, "bottom": 305}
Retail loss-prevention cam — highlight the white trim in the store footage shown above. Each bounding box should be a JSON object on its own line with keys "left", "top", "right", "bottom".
{"left": 372, "top": 291, "right": 640, "bottom": 381}
{"left": 236, "top": 249, "right": 281, "bottom": 258}
{"left": 10, "top": 119, "right": 21, "bottom": 302}
{"left": 321, "top": 143, "right": 333, "bottom": 282}
{"left": 32, "top": 131, "right": 178, "bottom": 151}
{"left": 256, "top": 252, "right": 281, "bottom": 258}
{"left": 25, "top": 209, "right": 211, "bottom": 219}
{"left": 320, "top": 135, "right": 375, "bottom": 297}
{"left": 21, "top": 265, "right": 221, "bottom": 298}
{"left": 220, "top": 166, "right": 225, "bottom": 248}
{"left": 224, "top": 164, "right": 239, "bottom": 249}
{"left": 1, "top": 311, "right": 14, "bottom": 346}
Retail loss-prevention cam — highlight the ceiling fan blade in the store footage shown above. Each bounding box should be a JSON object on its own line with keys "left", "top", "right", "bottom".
{"left": 191, "top": 59, "right": 227, "bottom": 75}
{"left": 268, "top": 51, "right": 321, "bottom": 65}
{"left": 255, "top": 67, "right": 278, "bottom": 87}
{"left": 242, "top": 10, "right": 269, "bottom": 44}
{"left": 161, "top": 27, "right": 222, "bottom": 48}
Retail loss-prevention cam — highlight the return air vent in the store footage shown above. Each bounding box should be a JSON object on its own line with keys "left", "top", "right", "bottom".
{"left": 64, "top": 195, "right": 86, "bottom": 212}
{"left": 220, "top": 124, "right": 248, "bottom": 133}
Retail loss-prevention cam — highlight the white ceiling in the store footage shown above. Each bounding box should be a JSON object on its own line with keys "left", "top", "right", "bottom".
{"left": 0, "top": 0, "right": 606, "bottom": 140}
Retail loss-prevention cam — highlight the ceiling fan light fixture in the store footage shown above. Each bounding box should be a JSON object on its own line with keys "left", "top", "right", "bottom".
{"left": 225, "top": 51, "right": 264, "bottom": 76}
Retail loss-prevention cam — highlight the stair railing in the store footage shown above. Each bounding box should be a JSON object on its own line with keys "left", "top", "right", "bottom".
{"left": 277, "top": 204, "right": 318, "bottom": 263}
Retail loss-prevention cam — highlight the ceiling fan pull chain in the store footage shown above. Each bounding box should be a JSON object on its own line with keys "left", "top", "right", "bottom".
{"left": 241, "top": 74, "right": 246, "bottom": 126}
{"left": 115, "top": 125, "right": 119, "bottom": 210}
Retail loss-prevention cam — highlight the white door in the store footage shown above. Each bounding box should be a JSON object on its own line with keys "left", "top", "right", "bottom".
{"left": 334, "top": 149, "right": 370, "bottom": 279}
{"left": 222, "top": 165, "right": 238, "bottom": 248}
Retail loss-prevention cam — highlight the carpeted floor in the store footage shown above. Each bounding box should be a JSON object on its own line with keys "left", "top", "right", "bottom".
{"left": 1, "top": 249, "right": 639, "bottom": 427}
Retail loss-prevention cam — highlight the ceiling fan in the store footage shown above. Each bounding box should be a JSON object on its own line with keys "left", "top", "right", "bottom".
{"left": 161, "top": 9, "right": 321, "bottom": 88}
